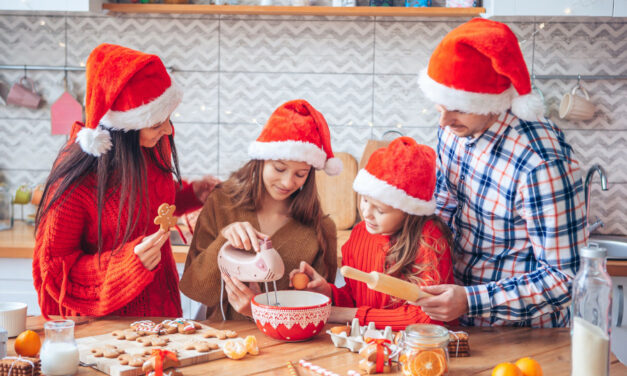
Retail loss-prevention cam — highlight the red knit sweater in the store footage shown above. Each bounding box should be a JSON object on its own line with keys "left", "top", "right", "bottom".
{"left": 330, "top": 220, "right": 454, "bottom": 330}
{"left": 33, "top": 146, "right": 202, "bottom": 319}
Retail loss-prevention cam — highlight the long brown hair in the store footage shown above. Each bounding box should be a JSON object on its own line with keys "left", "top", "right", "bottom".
{"left": 221, "top": 160, "right": 331, "bottom": 262}
{"left": 35, "top": 126, "right": 182, "bottom": 256}
{"left": 385, "top": 214, "right": 452, "bottom": 286}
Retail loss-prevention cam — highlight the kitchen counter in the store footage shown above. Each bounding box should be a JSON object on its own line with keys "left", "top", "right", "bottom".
{"left": 2, "top": 221, "right": 623, "bottom": 276}
{"left": 0, "top": 221, "right": 352, "bottom": 265}
{"left": 5, "top": 316, "right": 625, "bottom": 375}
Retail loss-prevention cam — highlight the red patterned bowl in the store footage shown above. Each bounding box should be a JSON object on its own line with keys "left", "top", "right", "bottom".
{"left": 251, "top": 290, "right": 331, "bottom": 342}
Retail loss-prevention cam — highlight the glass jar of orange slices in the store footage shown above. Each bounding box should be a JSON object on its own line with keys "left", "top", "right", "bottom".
{"left": 398, "top": 324, "right": 449, "bottom": 376}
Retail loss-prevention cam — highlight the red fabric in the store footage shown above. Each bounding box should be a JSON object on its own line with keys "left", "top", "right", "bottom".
{"left": 364, "top": 137, "right": 436, "bottom": 202}
{"left": 84, "top": 43, "right": 171, "bottom": 129}
{"left": 330, "top": 221, "right": 454, "bottom": 331}
{"left": 32, "top": 146, "right": 202, "bottom": 319}
{"left": 427, "top": 18, "right": 531, "bottom": 96}
{"left": 151, "top": 349, "right": 178, "bottom": 376}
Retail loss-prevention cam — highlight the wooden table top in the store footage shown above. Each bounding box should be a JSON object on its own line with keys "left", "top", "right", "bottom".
{"left": 6, "top": 316, "right": 626, "bottom": 375}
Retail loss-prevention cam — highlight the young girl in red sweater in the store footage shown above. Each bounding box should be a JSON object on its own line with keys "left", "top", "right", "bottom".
{"left": 33, "top": 44, "right": 217, "bottom": 319}
{"left": 291, "top": 136, "right": 453, "bottom": 330}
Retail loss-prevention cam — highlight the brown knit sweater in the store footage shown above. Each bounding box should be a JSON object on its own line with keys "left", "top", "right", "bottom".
{"left": 179, "top": 187, "right": 337, "bottom": 321}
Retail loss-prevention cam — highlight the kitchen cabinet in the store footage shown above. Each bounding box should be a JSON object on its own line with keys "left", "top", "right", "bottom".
{"left": 483, "top": 0, "right": 615, "bottom": 17}
{"left": 0, "top": 0, "right": 101, "bottom": 12}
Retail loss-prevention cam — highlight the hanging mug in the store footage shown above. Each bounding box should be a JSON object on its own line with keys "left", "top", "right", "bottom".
{"left": 559, "top": 83, "right": 595, "bottom": 121}
{"left": 7, "top": 77, "right": 42, "bottom": 109}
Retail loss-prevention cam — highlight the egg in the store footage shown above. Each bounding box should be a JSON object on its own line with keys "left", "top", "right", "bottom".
{"left": 292, "top": 272, "right": 310, "bottom": 290}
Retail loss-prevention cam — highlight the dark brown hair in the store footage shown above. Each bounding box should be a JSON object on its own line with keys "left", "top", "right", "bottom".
{"left": 220, "top": 160, "right": 331, "bottom": 267}
{"left": 35, "top": 126, "right": 181, "bottom": 256}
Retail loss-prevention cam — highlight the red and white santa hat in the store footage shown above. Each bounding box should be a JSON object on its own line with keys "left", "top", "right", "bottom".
{"left": 75, "top": 43, "right": 182, "bottom": 156}
{"left": 248, "top": 99, "right": 342, "bottom": 176}
{"left": 418, "top": 18, "right": 544, "bottom": 121}
{"left": 353, "top": 136, "right": 436, "bottom": 216}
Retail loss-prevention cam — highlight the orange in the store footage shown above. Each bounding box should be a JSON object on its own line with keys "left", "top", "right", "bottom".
{"left": 407, "top": 349, "right": 446, "bottom": 376}
{"left": 515, "top": 357, "right": 543, "bottom": 376}
{"left": 14, "top": 330, "right": 41, "bottom": 357}
{"left": 492, "top": 362, "right": 523, "bottom": 376}
{"left": 244, "top": 335, "right": 259, "bottom": 355}
{"left": 222, "top": 339, "right": 247, "bottom": 360}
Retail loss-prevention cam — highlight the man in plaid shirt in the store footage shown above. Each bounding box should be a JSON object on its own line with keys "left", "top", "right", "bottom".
{"left": 414, "top": 19, "right": 587, "bottom": 327}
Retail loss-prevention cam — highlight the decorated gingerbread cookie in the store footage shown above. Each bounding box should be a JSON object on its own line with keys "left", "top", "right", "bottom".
{"left": 130, "top": 320, "right": 164, "bottom": 335}
{"left": 161, "top": 318, "right": 201, "bottom": 334}
{"left": 154, "top": 203, "right": 177, "bottom": 232}
{"left": 142, "top": 350, "right": 180, "bottom": 373}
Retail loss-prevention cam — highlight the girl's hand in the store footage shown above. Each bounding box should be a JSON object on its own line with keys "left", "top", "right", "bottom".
{"left": 222, "top": 274, "right": 261, "bottom": 317}
{"left": 192, "top": 175, "right": 221, "bottom": 203}
{"left": 413, "top": 284, "right": 469, "bottom": 322}
{"left": 221, "top": 222, "right": 268, "bottom": 252}
{"left": 134, "top": 229, "right": 168, "bottom": 270}
{"left": 289, "top": 261, "right": 332, "bottom": 298}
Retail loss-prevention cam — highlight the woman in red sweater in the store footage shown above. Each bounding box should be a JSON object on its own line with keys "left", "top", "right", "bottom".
{"left": 33, "top": 44, "right": 216, "bottom": 319}
{"left": 291, "top": 137, "right": 454, "bottom": 330}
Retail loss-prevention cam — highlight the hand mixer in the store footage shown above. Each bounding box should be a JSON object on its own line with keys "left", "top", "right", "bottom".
{"left": 217, "top": 238, "right": 285, "bottom": 320}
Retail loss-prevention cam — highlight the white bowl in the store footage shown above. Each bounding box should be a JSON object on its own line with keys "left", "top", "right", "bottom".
{"left": 0, "top": 302, "right": 27, "bottom": 337}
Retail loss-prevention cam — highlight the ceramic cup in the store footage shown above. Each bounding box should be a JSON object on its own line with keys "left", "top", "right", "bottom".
{"left": 0, "top": 302, "right": 27, "bottom": 337}
{"left": 559, "top": 84, "right": 595, "bottom": 121}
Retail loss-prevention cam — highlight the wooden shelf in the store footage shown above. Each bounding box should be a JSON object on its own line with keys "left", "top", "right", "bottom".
{"left": 102, "top": 3, "right": 486, "bottom": 17}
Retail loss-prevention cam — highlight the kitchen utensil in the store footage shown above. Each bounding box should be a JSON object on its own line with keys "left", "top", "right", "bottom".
{"left": 7, "top": 77, "right": 41, "bottom": 109}
{"left": 315, "top": 152, "right": 357, "bottom": 230}
{"left": 251, "top": 290, "right": 330, "bottom": 341}
{"left": 341, "top": 266, "right": 432, "bottom": 302}
{"left": 0, "top": 185, "right": 13, "bottom": 231}
{"left": 559, "top": 83, "right": 596, "bottom": 121}
{"left": 51, "top": 82, "right": 83, "bottom": 135}
{"left": 218, "top": 239, "right": 285, "bottom": 318}
{"left": 0, "top": 302, "right": 27, "bottom": 337}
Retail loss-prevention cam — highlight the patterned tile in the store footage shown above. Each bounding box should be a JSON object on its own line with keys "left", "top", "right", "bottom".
{"left": 329, "top": 125, "right": 373, "bottom": 161}
{"left": 588, "top": 183, "right": 627, "bottom": 236}
{"left": 0, "top": 169, "right": 51, "bottom": 193}
{"left": 374, "top": 20, "right": 460, "bottom": 75}
{"left": 174, "top": 122, "right": 219, "bottom": 178}
{"left": 221, "top": 19, "right": 374, "bottom": 74}
{"left": 66, "top": 16, "right": 219, "bottom": 71}
{"left": 565, "top": 130, "right": 627, "bottom": 183}
{"left": 0, "top": 15, "right": 66, "bottom": 66}
{"left": 0, "top": 118, "right": 67, "bottom": 171}
{"left": 373, "top": 126, "right": 438, "bottom": 149}
{"left": 219, "top": 72, "right": 373, "bottom": 126}
{"left": 218, "top": 123, "right": 263, "bottom": 179}
{"left": 534, "top": 21, "right": 627, "bottom": 76}
{"left": 373, "top": 74, "right": 440, "bottom": 127}
{"left": 170, "top": 71, "right": 219, "bottom": 123}
{"left": 0, "top": 70, "right": 68, "bottom": 120}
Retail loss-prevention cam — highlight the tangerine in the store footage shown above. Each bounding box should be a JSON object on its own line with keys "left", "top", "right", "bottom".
{"left": 244, "top": 335, "right": 259, "bottom": 355}
{"left": 492, "top": 362, "right": 523, "bottom": 376}
{"left": 407, "top": 349, "right": 446, "bottom": 376}
{"left": 515, "top": 357, "right": 543, "bottom": 376}
{"left": 14, "top": 330, "right": 41, "bottom": 357}
{"left": 222, "top": 339, "right": 247, "bottom": 360}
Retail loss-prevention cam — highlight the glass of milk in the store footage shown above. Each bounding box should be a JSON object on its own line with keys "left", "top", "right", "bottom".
{"left": 40, "top": 320, "right": 79, "bottom": 376}
{"left": 571, "top": 244, "right": 612, "bottom": 376}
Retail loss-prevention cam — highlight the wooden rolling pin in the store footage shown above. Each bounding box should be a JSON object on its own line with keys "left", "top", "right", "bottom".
{"left": 340, "top": 266, "right": 432, "bottom": 302}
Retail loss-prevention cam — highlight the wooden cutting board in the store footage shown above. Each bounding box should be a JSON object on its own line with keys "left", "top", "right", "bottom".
{"left": 76, "top": 323, "right": 243, "bottom": 376}
{"left": 315, "top": 152, "right": 357, "bottom": 230}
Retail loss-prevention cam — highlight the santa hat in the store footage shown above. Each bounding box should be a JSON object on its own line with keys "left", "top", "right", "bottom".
{"left": 418, "top": 18, "right": 544, "bottom": 121}
{"left": 75, "top": 43, "right": 182, "bottom": 156}
{"left": 353, "top": 136, "right": 436, "bottom": 216}
{"left": 248, "top": 99, "right": 342, "bottom": 176}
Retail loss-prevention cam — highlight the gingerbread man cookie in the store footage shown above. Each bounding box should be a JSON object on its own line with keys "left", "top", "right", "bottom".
{"left": 202, "top": 327, "right": 238, "bottom": 340}
{"left": 137, "top": 335, "right": 170, "bottom": 347}
{"left": 184, "top": 341, "right": 219, "bottom": 353}
{"left": 131, "top": 320, "right": 164, "bottom": 335}
{"left": 112, "top": 329, "right": 144, "bottom": 341}
{"left": 118, "top": 351, "right": 151, "bottom": 367}
{"left": 91, "top": 344, "right": 125, "bottom": 358}
{"left": 154, "top": 203, "right": 177, "bottom": 232}
{"left": 162, "top": 318, "right": 201, "bottom": 334}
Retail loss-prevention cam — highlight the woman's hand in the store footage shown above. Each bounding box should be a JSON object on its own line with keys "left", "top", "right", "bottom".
{"left": 192, "top": 175, "right": 221, "bottom": 203}
{"left": 221, "top": 222, "right": 268, "bottom": 252}
{"left": 289, "top": 261, "right": 332, "bottom": 298}
{"left": 134, "top": 229, "right": 168, "bottom": 270}
{"left": 222, "top": 273, "right": 261, "bottom": 317}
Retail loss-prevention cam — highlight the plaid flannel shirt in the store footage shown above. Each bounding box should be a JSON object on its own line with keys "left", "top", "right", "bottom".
{"left": 435, "top": 110, "right": 586, "bottom": 327}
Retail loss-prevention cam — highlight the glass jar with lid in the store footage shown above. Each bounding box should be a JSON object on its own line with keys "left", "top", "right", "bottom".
{"left": 399, "top": 323, "right": 449, "bottom": 376}
{"left": 0, "top": 184, "right": 12, "bottom": 231}
{"left": 40, "top": 320, "right": 79, "bottom": 376}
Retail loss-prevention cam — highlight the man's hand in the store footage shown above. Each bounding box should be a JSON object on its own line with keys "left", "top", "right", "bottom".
{"left": 414, "top": 284, "right": 469, "bottom": 322}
